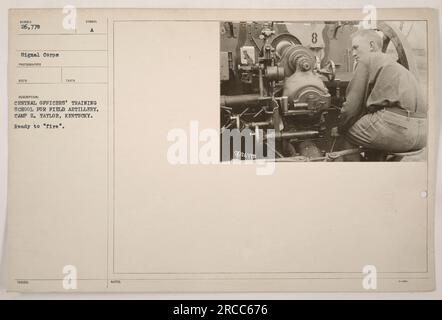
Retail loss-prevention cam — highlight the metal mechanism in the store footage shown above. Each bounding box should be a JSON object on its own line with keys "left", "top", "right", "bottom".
{"left": 221, "top": 22, "right": 334, "bottom": 159}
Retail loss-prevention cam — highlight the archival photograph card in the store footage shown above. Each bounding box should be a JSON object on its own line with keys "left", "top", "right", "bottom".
{"left": 7, "top": 8, "right": 438, "bottom": 292}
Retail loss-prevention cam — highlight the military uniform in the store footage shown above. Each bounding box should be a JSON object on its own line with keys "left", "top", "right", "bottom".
{"left": 337, "top": 52, "right": 427, "bottom": 152}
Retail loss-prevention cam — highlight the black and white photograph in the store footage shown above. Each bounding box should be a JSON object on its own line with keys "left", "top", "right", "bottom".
{"left": 220, "top": 21, "right": 428, "bottom": 161}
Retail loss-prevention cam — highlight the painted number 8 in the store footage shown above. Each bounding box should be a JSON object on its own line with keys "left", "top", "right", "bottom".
{"left": 312, "top": 32, "right": 318, "bottom": 44}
